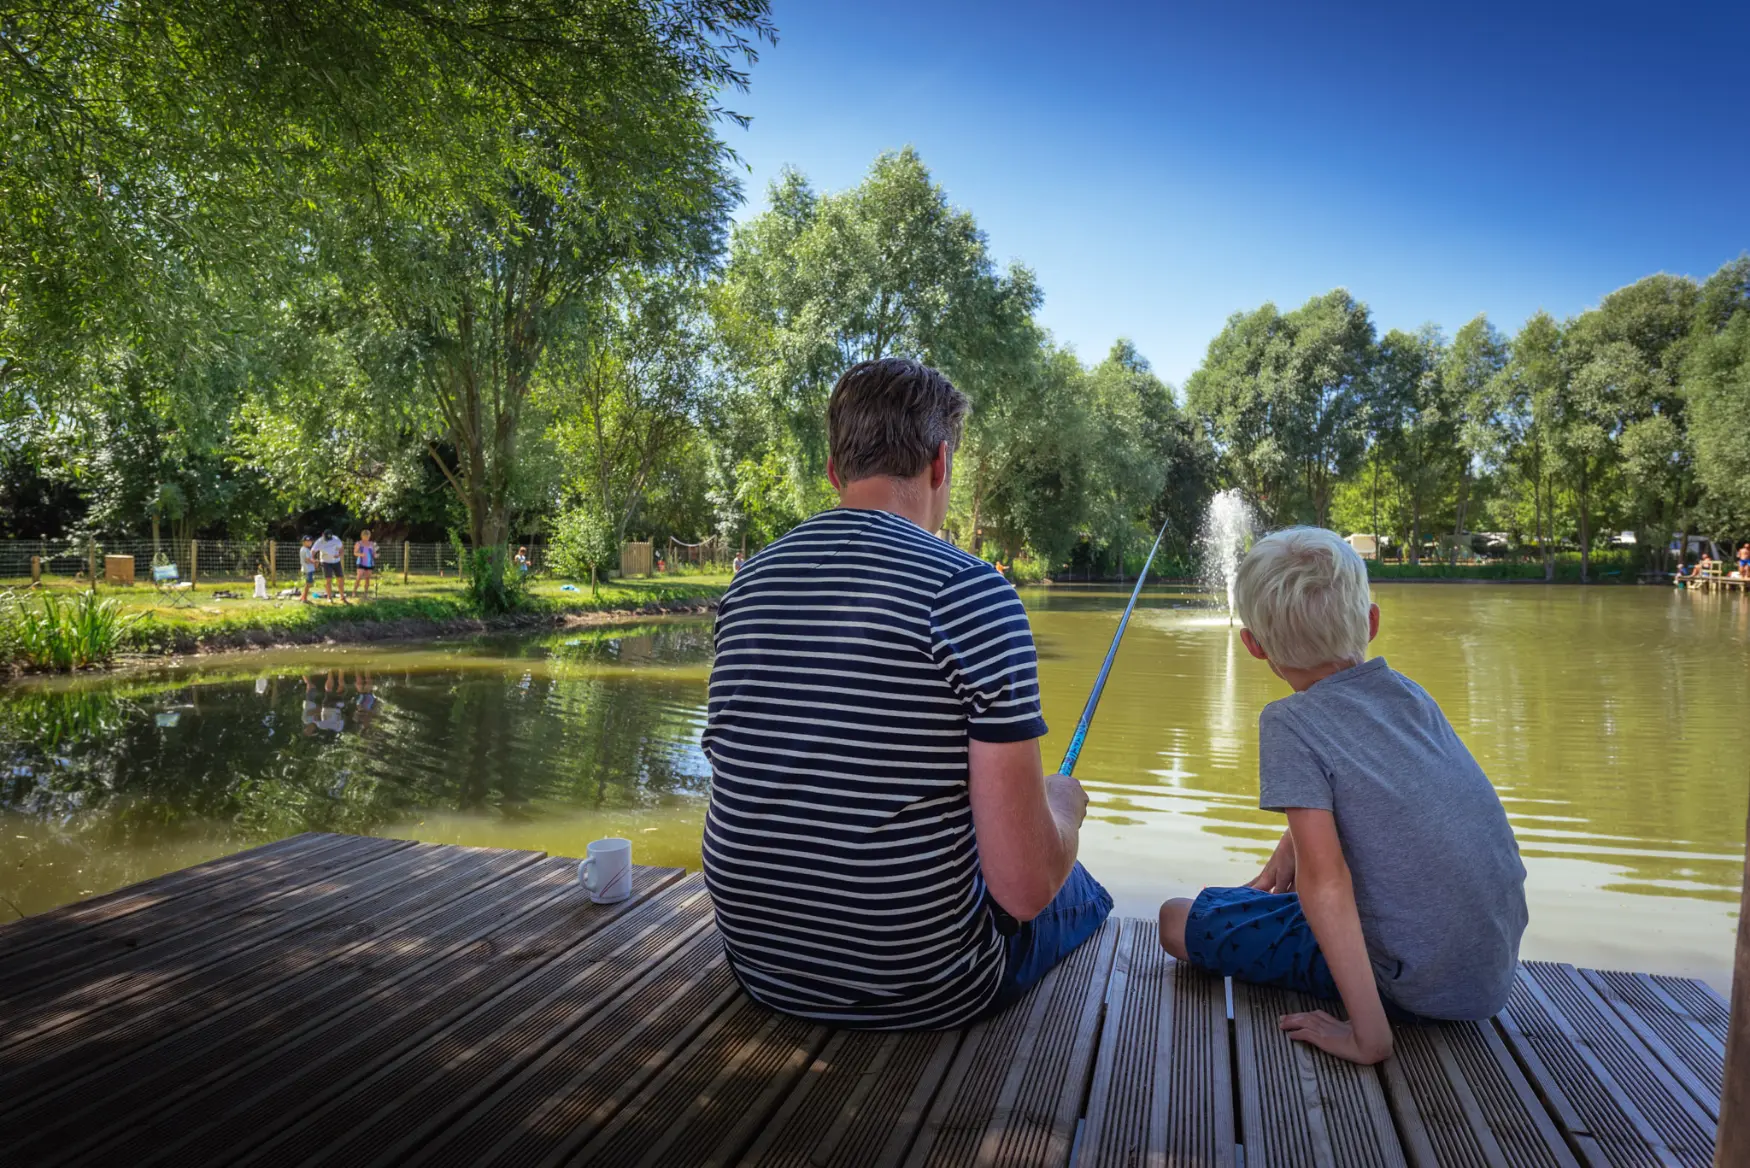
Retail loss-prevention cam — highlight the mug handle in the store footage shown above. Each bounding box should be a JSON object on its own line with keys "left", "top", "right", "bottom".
{"left": 577, "top": 857, "right": 596, "bottom": 893}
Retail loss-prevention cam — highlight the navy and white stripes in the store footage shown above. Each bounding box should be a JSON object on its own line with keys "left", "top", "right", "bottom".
{"left": 701, "top": 508, "right": 1047, "bottom": 1029}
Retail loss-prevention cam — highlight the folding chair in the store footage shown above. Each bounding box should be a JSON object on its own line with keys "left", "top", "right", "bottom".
{"left": 152, "top": 562, "right": 196, "bottom": 607}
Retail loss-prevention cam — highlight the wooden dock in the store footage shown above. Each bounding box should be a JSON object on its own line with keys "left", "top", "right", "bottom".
{"left": 0, "top": 832, "right": 1729, "bottom": 1166}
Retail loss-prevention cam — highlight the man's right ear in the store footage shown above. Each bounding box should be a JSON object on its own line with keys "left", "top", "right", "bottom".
{"left": 826, "top": 457, "right": 842, "bottom": 490}
{"left": 1239, "top": 628, "right": 1270, "bottom": 661}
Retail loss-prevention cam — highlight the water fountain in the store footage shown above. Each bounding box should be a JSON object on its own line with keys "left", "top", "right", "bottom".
{"left": 1197, "top": 488, "right": 1256, "bottom": 623}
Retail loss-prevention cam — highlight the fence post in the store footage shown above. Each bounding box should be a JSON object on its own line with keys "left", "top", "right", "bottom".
{"left": 30, "top": 555, "right": 41, "bottom": 585}
{"left": 190, "top": 539, "right": 198, "bottom": 589}
{"left": 265, "top": 539, "right": 275, "bottom": 587}
{"left": 403, "top": 541, "right": 410, "bottom": 585}
{"left": 88, "top": 536, "right": 97, "bottom": 591}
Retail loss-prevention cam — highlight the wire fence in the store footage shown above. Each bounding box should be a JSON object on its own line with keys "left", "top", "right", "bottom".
{"left": 0, "top": 538, "right": 494, "bottom": 586}
{"left": 1, "top": 533, "right": 742, "bottom": 587}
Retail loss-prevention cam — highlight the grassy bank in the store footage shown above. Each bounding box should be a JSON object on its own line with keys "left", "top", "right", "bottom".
{"left": 1, "top": 574, "right": 731, "bottom": 673}
{"left": 1365, "top": 551, "right": 1644, "bottom": 582}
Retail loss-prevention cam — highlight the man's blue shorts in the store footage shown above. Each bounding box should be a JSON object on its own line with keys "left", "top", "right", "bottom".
{"left": 982, "top": 862, "right": 1113, "bottom": 1017}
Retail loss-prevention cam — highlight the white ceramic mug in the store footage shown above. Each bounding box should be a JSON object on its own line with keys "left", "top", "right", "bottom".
{"left": 577, "top": 837, "right": 633, "bottom": 904}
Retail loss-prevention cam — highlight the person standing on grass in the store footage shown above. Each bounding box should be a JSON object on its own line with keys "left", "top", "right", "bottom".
{"left": 702, "top": 357, "right": 1110, "bottom": 1030}
{"left": 315, "top": 529, "right": 347, "bottom": 604}
{"left": 353, "top": 529, "right": 378, "bottom": 599}
{"left": 298, "top": 537, "right": 317, "bottom": 604}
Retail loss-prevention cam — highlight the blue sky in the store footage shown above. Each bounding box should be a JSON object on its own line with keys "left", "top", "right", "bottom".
{"left": 720, "top": 1, "right": 1749, "bottom": 388}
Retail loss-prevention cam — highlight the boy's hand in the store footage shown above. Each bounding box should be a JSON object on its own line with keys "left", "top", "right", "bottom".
{"left": 1279, "top": 1009, "right": 1393, "bottom": 1065}
{"left": 1248, "top": 830, "right": 1296, "bottom": 893}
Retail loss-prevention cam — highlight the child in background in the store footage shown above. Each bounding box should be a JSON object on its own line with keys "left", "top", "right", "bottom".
{"left": 1158, "top": 526, "right": 1527, "bottom": 1065}
{"left": 353, "top": 529, "right": 378, "bottom": 598}
{"left": 298, "top": 537, "right": 317, "bottom": 604}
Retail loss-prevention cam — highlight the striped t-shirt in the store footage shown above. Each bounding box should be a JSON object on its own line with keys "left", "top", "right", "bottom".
{"left": 701, "top": 508, "right": 1047, "bottom": 1029}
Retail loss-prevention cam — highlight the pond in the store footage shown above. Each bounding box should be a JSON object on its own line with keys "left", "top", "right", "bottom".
{"left": 3, "top": 584, "right": 1746, "bottom": 988}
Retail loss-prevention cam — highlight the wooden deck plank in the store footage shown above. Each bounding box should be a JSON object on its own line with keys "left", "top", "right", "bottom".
{"left": 1584, "top": 970, "right": 1725, "bottom": 1120}
{"left": 252, "top": 875, "right": 718, "bottom": 1168}
{"left": 902, "top": 918, "right": 1120, "bottom": 1168}
{"left": 1232, "top": 982, "right": 1406, "bottom": 1168}
{"left": 1077, "top": 918, "right": 1234, "bottom": 1167}
{"left": 0, "top": 847, "right": 560, "bottom": 1164}
{"left": 0, "top": 841, "right": 1727, "bottom": 1168}
{"left": 62, "top": 863, "right": 685, "bottom": 1168}
{"left": 735, "top": 1028, "right": 964, "bottom": 1168}
{"left": 0, "top": 832, "right": 339, "bottom": 962}
{"left": 1380, "top": 1021, "right": 1578, "bottom": 1168}
{"left": 399, "top": 928, "right": 743, "bottom": 1168}
{"left": 1521, "top": 962, "right": 1716, "bottom": 1165}
{"left": 0, "top": 832, "right": 411, "bottom": 1001}
{"left": 563, "top": 996, "right": 831, "bottom": 1168}
{"left": 0, "top": 836, "right": 433, "bottom": 1058}
{"left": 1647, "top": 976, "right": 1729, "bottom": 1038}
{"left": 1495, "top": 964, "right": 1702, "bottom": 1166}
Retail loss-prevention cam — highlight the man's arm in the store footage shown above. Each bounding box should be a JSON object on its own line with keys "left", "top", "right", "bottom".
{"left": 967, "top": 738, "right": 1086, "bottom": 921}
{"left": 1280, "top": 807, "right": 1393, "bottom": 1065}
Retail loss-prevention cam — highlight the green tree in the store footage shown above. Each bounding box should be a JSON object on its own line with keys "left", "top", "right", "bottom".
{"left": 1440, "top": 315, "right": 1508, "bottom": 556}
{"left": 1683, "top": 258, "right": 1750, "bottom": 531}
{"left": 2, "top": 1, "right": 775, "bottom": 584}
{"left": 715, "top": 149, "right": 1041, "bottom": 488}
{"left": 1496, "top": 312, "right": 1566, "bottom": 577}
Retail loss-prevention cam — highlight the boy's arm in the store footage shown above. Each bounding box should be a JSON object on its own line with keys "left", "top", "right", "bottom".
{"left": 1281, "top": 807, "right": 1393, "bottom": 1065}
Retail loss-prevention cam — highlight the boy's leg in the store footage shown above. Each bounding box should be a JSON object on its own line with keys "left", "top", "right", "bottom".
{"left": 1158, "top": 897, "right": 1193, "bottom": 960}
{"left": 984, "top": 862, "right": 1113, "bottom": 1015}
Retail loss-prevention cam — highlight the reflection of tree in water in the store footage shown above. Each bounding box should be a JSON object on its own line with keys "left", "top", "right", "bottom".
{"left": 0, "top": 625, "right": 714, "bottom": 850}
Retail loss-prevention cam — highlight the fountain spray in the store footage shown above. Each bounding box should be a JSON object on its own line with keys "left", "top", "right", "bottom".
{"left": 1198, "top": 489, "right": 1257, "bottom": 626}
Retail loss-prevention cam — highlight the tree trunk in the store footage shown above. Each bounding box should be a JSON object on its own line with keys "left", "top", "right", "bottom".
{"left": 1409, "top": 495, "right": 1423, "bottom": 566}
{"left": 1578, "top": 464, "right": 1592, "bottom": 584}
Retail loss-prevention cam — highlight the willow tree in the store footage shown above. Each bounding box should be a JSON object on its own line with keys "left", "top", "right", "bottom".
{"left": 2, "top": 2, "right": 773, "bottom": 593}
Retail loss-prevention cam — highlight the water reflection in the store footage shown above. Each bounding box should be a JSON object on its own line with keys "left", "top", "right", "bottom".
{"left": 1, "top": 588, "right": 1746, "bottom": 988}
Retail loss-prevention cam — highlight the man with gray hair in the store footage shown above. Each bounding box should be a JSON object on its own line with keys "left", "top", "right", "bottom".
{"left": 702, "top": 357, "right": 1110, "bottom": 1029}
{"left": 1157, "top": 526, "right": 1527, "bottom": 1064}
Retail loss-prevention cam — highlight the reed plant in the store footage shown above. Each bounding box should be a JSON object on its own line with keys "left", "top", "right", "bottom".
{"left": 1, "top": 589, "right": 143, "bottom": 671}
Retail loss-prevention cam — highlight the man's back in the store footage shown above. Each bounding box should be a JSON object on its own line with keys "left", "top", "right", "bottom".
{"left": 702, "top": 507, "right": 1045, "bottom": 1029}
{"left": 1259, "top": 657, "right": 1528, "bottom": 1019}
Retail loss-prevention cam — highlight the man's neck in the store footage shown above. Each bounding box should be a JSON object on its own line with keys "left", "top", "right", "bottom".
{"left": 836, "top": 475, "right": 937, "bottom": 532}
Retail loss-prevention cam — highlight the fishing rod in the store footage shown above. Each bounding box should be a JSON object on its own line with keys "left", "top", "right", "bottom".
{"left": 1058, "top": 517, "right": 1172, "bottom": 777}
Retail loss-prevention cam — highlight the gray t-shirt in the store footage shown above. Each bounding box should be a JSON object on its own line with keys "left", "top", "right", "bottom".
{"left": 1259, "top": 656, "right": 1527, "bottom": 1020}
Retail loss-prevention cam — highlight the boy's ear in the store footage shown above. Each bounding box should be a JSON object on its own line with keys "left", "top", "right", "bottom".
{"left": 1367, "top": 603, "right": 1380, "bottom": 644}
{"left": 1239, "top": 628, "right": 1270, "bottom": 661}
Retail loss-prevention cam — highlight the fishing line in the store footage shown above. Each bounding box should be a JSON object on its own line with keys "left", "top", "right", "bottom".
{"left": 1058, "top": 516, "right": 1172, "bottom": 777}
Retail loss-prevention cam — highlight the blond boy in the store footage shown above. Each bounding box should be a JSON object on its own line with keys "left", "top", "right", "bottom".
{"left": 1159, "top": 527, "right": 1527, "bottom": 1064}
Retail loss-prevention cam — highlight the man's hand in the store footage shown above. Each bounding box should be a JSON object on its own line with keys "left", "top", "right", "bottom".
{"left": 1044, "top": 772, "right": 1088, "bottom": 830}
{"left": 1247, "top": 830, "right": 1296, "bottom": 893}
{"left": 1279, "top": 1009, "right": 1393, "bottom": 1065}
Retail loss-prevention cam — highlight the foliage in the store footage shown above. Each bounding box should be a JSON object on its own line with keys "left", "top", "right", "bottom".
{"left": 448, "top": 532, "right": 526, "bottom": 616}
{"left": 1, "top": 589, "right": 142, "bottom": 671}
{"left": 549, "top": 505, "right": 622, "bottom": 594}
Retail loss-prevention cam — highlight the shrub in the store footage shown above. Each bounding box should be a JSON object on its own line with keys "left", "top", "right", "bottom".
{"left": 2, "top": 588, "right": 143, "bottom": 671}
{"left": 548, "top": 505, "right": 621, "bottom": 595}
{"left": 449, "top": 531, "right": 529, "bottom": 615}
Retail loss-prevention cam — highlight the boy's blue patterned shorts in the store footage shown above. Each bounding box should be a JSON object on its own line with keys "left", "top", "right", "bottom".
{"left": 1184, "top": 885, "right": 1340, "bottom": 998}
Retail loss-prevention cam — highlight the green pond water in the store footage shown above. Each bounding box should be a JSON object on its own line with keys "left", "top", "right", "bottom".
{"left": 3, "top": 584, "right": 1746, "bottom": 988}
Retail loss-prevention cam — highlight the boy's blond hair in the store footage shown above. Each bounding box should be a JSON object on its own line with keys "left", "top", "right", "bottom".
{"left": 1233, "top": 526, "right": 1372, "bottom": 669}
